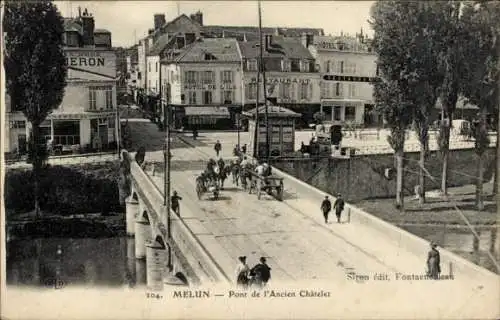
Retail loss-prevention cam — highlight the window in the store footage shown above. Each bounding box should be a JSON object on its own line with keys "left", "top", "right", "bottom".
{"left": 320, "top": 82, "right": 328, "bottom": 99}
{"left": 290, "top": 83, "right": 296, "bottom": 101}
{"left": 335, "top": 83, "right": 343, "bottom": 96}
{"left": 221, "top": 70, "right": 233, "bottom": 83}
{"left": 345, "top": 106, "right": 356, "bottom": 121}
{"left": 247, "top": 59, "right": 258, "bottom": 71}
{"left": 89, "top": 87, "right": 97, "bottom": 110}
{"left": 326, "top": 61, "right": 331, "bottom": 73}
{"left": 9, "top": 121, "right": 26, "bottom": 129}
{"left": 222, "top": 90, "right": 233, "bottom": 104}
{"left": 340, "top": 61, "right": 344, "bottom": 74}
{"left": 155, "top": 62, "right": 158, "bottom": 72}
{"left": 300, "top": 60, "right": 310, "bottom": 72}
{"left": 348, "top": 84, "right": 356, "bottom": 98}
{"left": 105, "top": 86, "right": 113, "bottom": 109}
{"left": 281, "top": 83, "right": 291, "bottom": 99}
{"left": 202, "top": 71, "right": 214, "bottom": 84}
{"left": 281, "top": 59, "right": 291, "bottom": 72}
{"left": 203, "top": 91, "right": 212, "bottom": 104}
{"left": 187, "top": 91, "right": 197, "bottom": 104}
{"left": 185, "top": 71, "right": 196, "bottom": 83}
{"left": 300, "top": 83, "right": 309, "bottom": 100}
{"left": 247, "top": 83, "right": 257, "bottom": 100}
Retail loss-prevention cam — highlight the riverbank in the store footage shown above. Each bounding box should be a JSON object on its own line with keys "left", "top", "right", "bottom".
{"left": 5, "top": 161, "right": 125, "bottom": 239}
{"left": 357, "top": 182, "right": 498, "bottom": 226}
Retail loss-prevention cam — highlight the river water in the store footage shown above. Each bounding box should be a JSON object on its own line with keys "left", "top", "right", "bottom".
{"left": 6, "top": 226, "right": 499, "bottom": 288}
{"left": 6, "top": 237, "right": 146, "bottom": 288}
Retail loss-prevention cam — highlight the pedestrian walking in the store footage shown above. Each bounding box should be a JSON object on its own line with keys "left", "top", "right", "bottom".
{"left": 214, "top": 140, "right": 222, "bottom": 157}
{"left": 171, "top": 191, "right": 182, "bottom": 216}
{"left": 249, "top": 257, "right": 271, "bottom": 288}
{"left": 235, "top": 256, "right": 250, "bottom": 288}
{"left": 321, "top": 196, "right": 332, "bottom": 224}
{"left": 426, "top": 242, "right": 441, "bottom": 279}
{"left": 241, "top": 144, "right": 247, "bottom": 154}
{"left": 333, "top": 193, "right": 345, "bottom": 223}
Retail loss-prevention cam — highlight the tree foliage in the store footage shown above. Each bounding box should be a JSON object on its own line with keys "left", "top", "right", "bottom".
{"left": 3, "top": 1, "right": 67, "bottom": 125}
{"left": 3, "top": 1, "right": 67, "bottom": 217}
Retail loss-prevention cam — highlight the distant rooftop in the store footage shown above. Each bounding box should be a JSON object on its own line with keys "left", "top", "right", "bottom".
{"left": 202, "top": 25, "right": 324, "bottom": 38}
{"left": 238, "top": 36, "right": 314, "bottom": 60}
{"left": 169, "top": 38, "right": 241, "bottom": 63}
{"left": 312, "top": 35, "right": 374, "bottom": 53}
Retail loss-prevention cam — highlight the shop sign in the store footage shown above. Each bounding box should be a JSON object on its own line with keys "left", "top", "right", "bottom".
{"left": 250, "top": 77, "right": 311, "bottom": 84}
{"left": 183, "top": 83, "right": 237, "bottom": 90}
{"left": 65, "top": 50, "right": 116, "bottom": 78}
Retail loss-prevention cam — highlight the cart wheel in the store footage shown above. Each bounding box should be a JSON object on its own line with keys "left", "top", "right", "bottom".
{"left": 277, "top": 187, "right": 283, "bottom": 201}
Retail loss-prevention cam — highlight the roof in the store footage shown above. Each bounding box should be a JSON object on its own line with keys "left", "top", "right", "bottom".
{"left": 202, "top": 25, "right": 324, "bottom": 38}
{"left": 148, "top": 14, "right": 202, "bottom": 41}
{"left": 238, "top": 36, "right": 313, "bottom": 60}
{"left": 173, "top": 38, "right": 241, "bottom": 63}
{"left": 243, "top": 105, "right": 301, "bottom": 118}
{"left": 95, "top": 28, "right": 111, "bottom": 34}
{"left": 63, "top": 18, "right": 82, "bottom": 34}
{"left": 312, "top": 35, "right": 373, "bottom": 53}
{"left": 147, "top": 33, "right": 173, "bottom": 56}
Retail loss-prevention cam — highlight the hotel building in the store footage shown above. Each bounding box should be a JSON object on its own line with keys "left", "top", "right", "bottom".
{"left": 306, "top": 31, "right": 379, "bottom": 126}
{"left": 5, "top": 8, "right": 118, "bottom": 154}
{"left": 239, "top": 35, "right": 321, "bottom": 128}
{"left": 161, "top": 38, "right": 243, "bottom": 129}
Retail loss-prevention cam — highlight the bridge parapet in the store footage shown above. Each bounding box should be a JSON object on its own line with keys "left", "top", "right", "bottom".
{"left": 123, "top": 150, "right": 231, "bottom": 286}
{"left": 269, "top": 164, "right": 499, "bottom": 285}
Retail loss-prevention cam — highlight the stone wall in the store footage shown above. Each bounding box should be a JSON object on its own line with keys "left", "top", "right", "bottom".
{"left": 271, "top": 147, "right": 497, "bottom": 202}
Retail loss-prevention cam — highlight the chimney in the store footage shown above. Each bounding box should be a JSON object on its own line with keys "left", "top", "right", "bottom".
{"left": 306, "top": 34, "right": 314, "bottom": 48}
{"left": 264, "top": 34, "right": 272, "bottom": 51}
{"left": 154, "top": 14, "right": 166, "bottom": 30}
{"left": 81, "top": 8, "right": 95, "bottom": 46}
{"left": 191, "top": 11, "right": 203, "bottom": 26}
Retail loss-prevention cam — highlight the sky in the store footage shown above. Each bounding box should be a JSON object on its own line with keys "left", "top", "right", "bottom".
{"left": 53, "top": 1, "right": 375, "bottom": 48}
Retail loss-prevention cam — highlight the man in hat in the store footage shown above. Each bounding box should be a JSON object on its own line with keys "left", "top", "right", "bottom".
{"left": 250, "top": 257, "right": 272, "bottom": 288}
{"left": 321, "top": 196, "right": 332, "bottom": 224}
{"left": 427, "top": 242, "right": 441, "bottom": 279}
{"left": 333, "top": 193, "right": 345, "bottom": 223}
{"left": 171, "top": 191, "right": 182, "bottom": 216}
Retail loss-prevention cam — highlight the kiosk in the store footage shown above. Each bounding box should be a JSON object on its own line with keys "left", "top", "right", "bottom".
{"left": 243, "top": 105, "right": 301, "bottom": 158}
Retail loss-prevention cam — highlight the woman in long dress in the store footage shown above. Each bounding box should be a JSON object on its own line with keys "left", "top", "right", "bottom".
{"left": 427, "top": 242, "right": 441, "bottom": 279}
{"left": 235, "top": 256, "right": 250, "bottom": 288}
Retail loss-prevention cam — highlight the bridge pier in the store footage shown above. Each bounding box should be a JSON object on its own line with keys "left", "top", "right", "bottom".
{"left": 125, "top": 195, "right": 139, "bottom": 236}
{"left": 146, "top": 237, "right": 167, "bottom": 291}
{"left": 135, "top": 211, "right": 151, "bottom": 259}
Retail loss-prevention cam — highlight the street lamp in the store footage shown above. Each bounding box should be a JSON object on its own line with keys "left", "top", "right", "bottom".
{"left": 161, "top": 97, "right": 171, "bottom": 239}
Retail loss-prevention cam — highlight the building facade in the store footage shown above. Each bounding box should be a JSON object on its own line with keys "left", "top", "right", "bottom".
{"left": 161, "top": 38, "right": 243, "bottom": 129}
{"left": 306, "top": 32, "right": 379, "bottom": 126}
{"left": 239, "top": 35, "right": 321, "bottom": 128}
{"left": 5, "top": 8, "right": 118, "bottom": 154}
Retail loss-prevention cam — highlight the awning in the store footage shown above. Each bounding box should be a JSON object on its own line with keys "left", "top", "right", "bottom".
{"left": 184, "top": 106, "right": 230, "bottom": 119}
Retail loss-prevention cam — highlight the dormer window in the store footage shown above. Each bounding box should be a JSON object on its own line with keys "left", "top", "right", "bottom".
{"left": 204, "top": 53, "right": 216, "bottom": 61}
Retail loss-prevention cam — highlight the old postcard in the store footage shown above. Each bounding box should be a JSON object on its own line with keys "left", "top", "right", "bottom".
{"left": 1, "top": 1, "right": 499, "bottom": 319}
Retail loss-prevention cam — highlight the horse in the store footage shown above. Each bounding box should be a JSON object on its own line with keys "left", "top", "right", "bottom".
{"left": 240, "top": 163, "right": 256, "bottom": 190}
{"left": 230, "top": 162, "right": 240, "bottom": 186}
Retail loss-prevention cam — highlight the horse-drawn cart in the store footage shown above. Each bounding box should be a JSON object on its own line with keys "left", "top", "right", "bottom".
{"left": 196, "top": 176, "right": 220, "bottom": 200}
{"left": 248, "top": 171, "right": 284, "bottom": 201}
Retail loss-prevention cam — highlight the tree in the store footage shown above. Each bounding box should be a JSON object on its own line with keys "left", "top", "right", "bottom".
{"left": 436, "top": 1, "right": 464, "bottom": 196}
{"left": 370, "top": 1, "right": 415, "bottom": 210}
{"left": 3, "top": 1, "right": 67, "bottom": 218}
{"left": 460, "top": 1, "right": 500, "bottom": 210}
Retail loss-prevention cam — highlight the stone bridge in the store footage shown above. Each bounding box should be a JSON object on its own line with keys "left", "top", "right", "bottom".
{"left": 121, "top": 140, "right": 498, "bottom": 294}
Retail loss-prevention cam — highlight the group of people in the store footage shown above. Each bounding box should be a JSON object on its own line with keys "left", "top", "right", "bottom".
{"left": 235, "top": 256, "right": 272, "bottom": 288}
{"left": 320, "top": 193, "right": 345, "bottom": 224}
